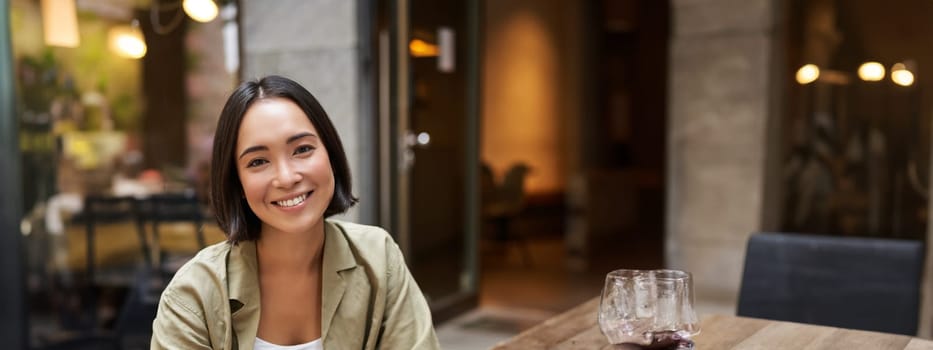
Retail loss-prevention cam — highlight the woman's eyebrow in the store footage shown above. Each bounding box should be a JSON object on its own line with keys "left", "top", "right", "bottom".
{"left": 238, "top": 132, "right": 318, "bottom": 160}
{"left": 287, "top": 132, "right": 318, "bottom": 144}
{"left": 238, "top": 145, "right": 267, "bottom": 160}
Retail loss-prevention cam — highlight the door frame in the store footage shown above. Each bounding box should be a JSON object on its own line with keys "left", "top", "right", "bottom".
{"left": 378, "top": 0, "right": 482, "bottom": 322}
{"left": 0, "top": 0, "right": 28, "bottom": 346}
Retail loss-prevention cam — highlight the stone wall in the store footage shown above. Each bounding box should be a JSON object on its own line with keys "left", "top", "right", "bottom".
{"left": 666, "top": 0, "right": 782, "bottom": 309}
{"left": 240, "top": 0, "right": 365, "bottom": 222}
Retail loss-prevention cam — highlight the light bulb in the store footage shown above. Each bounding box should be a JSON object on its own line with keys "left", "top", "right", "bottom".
{"left": 108, "top": 21, "right": 147, "bottom": 59}
{"left": 891, "top": 63, "right": 915, "bottom": 87}
{"left": 858, "top": 62, "right": 885, "bottom": 82}
{"left": 795, "top": 64, "right": 820, "bottom": 84}
{"left": 183, "top": 0, "right": 219, "bottom": 23}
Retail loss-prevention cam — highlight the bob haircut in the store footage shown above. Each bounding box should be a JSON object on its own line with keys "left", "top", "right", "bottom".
{"left": 210, "top": 75, "right": 358, "bottom": 243}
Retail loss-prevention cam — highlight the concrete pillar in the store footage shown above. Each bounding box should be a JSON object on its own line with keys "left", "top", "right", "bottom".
{"left": 666, "top": 0, "right": 783, "bottom": 310}
{"left": 240, "top": 0, "right": 368, "bottom": 223}
{"left": 920, "top": 120, "right": 933, "bottom": 337}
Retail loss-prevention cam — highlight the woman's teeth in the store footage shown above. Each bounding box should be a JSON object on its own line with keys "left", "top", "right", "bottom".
{"left": 276, "top": 193, "right": 307, "bottom": 207}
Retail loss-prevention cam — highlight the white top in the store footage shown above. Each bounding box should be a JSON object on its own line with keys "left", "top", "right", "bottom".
{"left": 254, "top": 337, "right": 323, "bottom": 350}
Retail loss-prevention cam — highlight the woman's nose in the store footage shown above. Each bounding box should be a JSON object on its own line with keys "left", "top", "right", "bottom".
{"left": 272, "top": 162, "right": 302, "bottom": 188}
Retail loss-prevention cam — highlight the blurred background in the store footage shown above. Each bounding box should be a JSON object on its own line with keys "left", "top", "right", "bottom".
{"left": 1, "top": 0, "right": 931, "bottom": 348}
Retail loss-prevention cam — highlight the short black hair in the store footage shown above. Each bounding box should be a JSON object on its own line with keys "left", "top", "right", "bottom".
{"left": 210, "top": 75, "right": 358, "bottom": 243}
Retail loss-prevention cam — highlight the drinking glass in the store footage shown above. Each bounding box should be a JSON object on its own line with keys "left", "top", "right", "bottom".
{"left": 598, "top": 269, "right": 699, "bottom": 349}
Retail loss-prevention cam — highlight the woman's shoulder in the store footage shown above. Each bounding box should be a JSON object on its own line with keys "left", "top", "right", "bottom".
{"left": 169, "top": 240, "right": 232, "bottom": 280}
{"left": 327, "top": 219, "right": 400, "bottom": 259}
{"left": 158, "top": 241, "right": 232, "bottom": 313}
{"left": 329, "top": 219, "right": 393, "bottom": 245}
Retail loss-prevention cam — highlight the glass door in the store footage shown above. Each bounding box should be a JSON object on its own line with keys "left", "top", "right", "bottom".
{"left": 378, "top": 0, "right": 480, "bottom": 321}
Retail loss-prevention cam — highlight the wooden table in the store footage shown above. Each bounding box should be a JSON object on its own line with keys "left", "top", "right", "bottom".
{"left": 492, "top": 298, "right": 933, "bottom": 349}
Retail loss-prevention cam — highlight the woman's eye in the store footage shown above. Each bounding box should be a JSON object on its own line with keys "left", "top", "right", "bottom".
{"left": 246, "top": 158, "right": 268, "bottom": 168}
{"left": 294, "top": 145, "right": 314, "bottom": 155}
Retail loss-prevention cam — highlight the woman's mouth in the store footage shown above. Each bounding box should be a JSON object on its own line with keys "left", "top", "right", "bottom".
{"left": 274, "top": 192, "right": 310, "bottom": 208}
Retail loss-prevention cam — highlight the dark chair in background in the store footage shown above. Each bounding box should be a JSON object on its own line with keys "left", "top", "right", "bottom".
{"left": 736, "top": 232, "right": 924, "bottom": 335}
{"left": 481, "top": 162, "right": 533, "bottom": 266}
{"left": 82, "top": 195, "right": 152, "bottom": 285}
{"left": 41, "top": 195, "right": 152, "bottom": 349}
{"left": 80, "top": 195, "right": 150, "bottom": 329}
{"left": 69, "top": 193, "right": 202, "bottom": 348}
{"left": 139, "top": 192, "right": 206, "bottom": 276}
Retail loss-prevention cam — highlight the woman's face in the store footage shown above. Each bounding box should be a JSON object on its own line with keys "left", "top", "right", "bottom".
{"left": 235, "top": 97, "right": 335, "bottom": 237}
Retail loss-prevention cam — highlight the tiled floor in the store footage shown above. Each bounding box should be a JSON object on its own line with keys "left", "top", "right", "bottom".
{"left": 436, "top": 306, "right": 555, "bottom": 350}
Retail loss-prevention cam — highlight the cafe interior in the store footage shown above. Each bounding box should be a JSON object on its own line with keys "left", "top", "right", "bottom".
{"left": 2, "top": 0, "right": 933, "bottom": 349}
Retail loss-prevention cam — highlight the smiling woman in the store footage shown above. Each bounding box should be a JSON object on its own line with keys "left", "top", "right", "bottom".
{"left": 209, "top": 77, "right": 358, "bottom": 243}
{"left": 235, "top": 98, "right": 336, "bottom": 241}
{"left": 150, "top": 75, "right": 441, "bottom": 349}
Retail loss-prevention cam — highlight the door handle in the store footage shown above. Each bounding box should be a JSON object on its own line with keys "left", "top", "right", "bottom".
{"left": 403, "top": 131, "right": 431, "bottom": 169}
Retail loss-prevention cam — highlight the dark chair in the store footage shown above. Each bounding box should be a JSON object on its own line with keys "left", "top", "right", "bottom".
{"left": 82, "top": 195, "right": 152, "bottom": 284}
{"left": 80, "top": 195, "right": 151, "bottom": 328}
{"left": 481, "top": 162, "right": 533, "bottom": 265}
{"left": 736, "top": 232, "right": 924, "bottom": 335}
{"left": 139, "top": 192, "right": 206, "bottom": 275}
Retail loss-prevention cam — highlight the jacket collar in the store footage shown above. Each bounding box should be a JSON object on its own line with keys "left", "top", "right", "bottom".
{"left": 226, "top": 220, "right": 358, "bottom": 346}
{"left": 228, "top": 240, "right": 258, "bottom": 308}
{"left": 228, "top": 240, "right": 260, "bottom": 349}
{"left": 321, "top": 220, "right": 358, "bottom": 341}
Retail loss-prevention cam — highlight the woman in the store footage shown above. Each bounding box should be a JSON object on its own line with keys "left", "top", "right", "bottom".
{"left": 151, "top": 75, "right": 440, "bottom": 350}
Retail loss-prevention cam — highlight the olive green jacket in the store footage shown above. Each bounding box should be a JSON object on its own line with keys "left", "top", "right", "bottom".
{"left": 150, "top": 220, "right": 440, "bottom": 350}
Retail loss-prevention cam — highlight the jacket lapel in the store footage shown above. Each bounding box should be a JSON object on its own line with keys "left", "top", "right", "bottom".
{"left": 227, "top": 241, "right": 261, "bottom": 350}
{"left": 321, "top": 221, "right": 358, "bottom": 342}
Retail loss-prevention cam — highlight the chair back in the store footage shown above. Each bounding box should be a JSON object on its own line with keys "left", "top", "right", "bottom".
{"left": 736, "top": 232, "right": 924, "bottom": 335}
{"left": 82, "top": 195, "right": 151, "bottom": 283}
{"left": 481, "top": 163, "right": 497, "bottom": 206}
{"left": 138, "top": 192, "right": 207, "bottom": 274}
{"left": 497, "top": 163, "right": 531, "bottom": 213}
